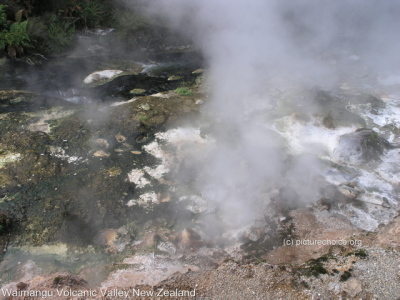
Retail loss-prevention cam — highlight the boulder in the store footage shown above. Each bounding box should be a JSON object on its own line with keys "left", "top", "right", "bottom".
{"left": 333, "top": 129, "right": 392, "bottom": 164}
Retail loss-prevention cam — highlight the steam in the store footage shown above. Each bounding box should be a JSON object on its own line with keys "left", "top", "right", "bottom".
{"left": 135, "top": 1, "right": 400, "bottom": 232}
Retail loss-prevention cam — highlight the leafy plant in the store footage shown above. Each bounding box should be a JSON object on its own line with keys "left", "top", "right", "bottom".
{"left": 28, "top": 14, "right": 76, "bottom": 54}
{"left": 0, "top": 5, "right": 34, "bottom": 57}
{"left": 0, "top": 20, "right": 32, "bottom": 57}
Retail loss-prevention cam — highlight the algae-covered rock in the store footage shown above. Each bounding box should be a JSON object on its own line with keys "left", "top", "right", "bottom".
{"left": 130, "top": 88, "right": 147, "bottom": 96}
{"left": 0, "top": 84, "right": 201, "bottom": 247}
{"left": 0, "top": 90, "right": 74, "bottom": 112}
{"left": 333, "top": 129, "right": 392, "bottom": 164}
{"left": 167, "top": 75, "right": 183, "bottom": 81}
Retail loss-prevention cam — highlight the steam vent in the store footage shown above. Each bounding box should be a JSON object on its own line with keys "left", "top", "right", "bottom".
{"left": 0, "top": 1, "right": 399, "bottom": 299}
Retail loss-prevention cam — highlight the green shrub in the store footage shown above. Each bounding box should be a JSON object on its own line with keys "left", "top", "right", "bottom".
{"left": 175, "top": 87, "right": 194, "bottom": 96}
{"left": 76, "top": 0, "right": 115, "bottom": 29}
{"left": 29, "top": 14, "right": 75, "bottom": 54}
{"left": 44, "top": 17, "right": 75, "bottom": 53}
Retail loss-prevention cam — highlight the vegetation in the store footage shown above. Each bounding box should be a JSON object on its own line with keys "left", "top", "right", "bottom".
{"left": 346, "top": 249, "right": 368, "bottom": 259}
{"left": 0, "top": 0, "right": 185, "bottom": 58}
{"left": 340, "top": 270, "right": 352, "bottom": 282}
{"left": 79, "top": 1, "right": 115, "bottom": 28}
{"left": 0, "top": 0, "right": 144, "bottom": 58}
{"left": 138, "top": 114, "right": 150, "bottom": 125}
{"left": 0, "top": 5, "right": 31, "bottom": 57}
{"left": 28, "top": 14, "right": 76, "bottom": 54}
{"left": 175, "top": 87, "right": 194, "bottom": 96}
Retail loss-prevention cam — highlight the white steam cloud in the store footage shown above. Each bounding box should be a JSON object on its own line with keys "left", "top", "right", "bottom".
{"left": 137, "top": 0, "right": 400, "bottom": 231}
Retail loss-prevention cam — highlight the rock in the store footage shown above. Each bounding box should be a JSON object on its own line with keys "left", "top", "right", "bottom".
{"left": 180, "top": 228, "right": 202, "bottom": 247}
{"left": 129, "top": 88, "right": 146, "bottom": 95}
{"left": 16, "top": 282, "right": 28, "bottom": 290}
{"left": 114, "top": 143, "right": 132, "bottom": 153}
{"left": 341, "top": 278, "right": 362, "bottom": 297}
{"left": 93, "top": 150, "right": 110, "bottom": 158}
{"left": 151, "top": 92, "right": 172, "bottom": 98}
{"left": 0, "top": 152, "right": 22, "bottom": 169}
{"left": 83, "top": 70, "right": 123, "bottom": 87}
{"left": 127, "top": 192, "right": 159, "bottom": 208}
{"left": 192, "top": 69, "right": 204, "bottom": 74}
{"left": 93, "top": 229, "right": 118, "bottom": 247}
{"left": 356, "top": 193, "right": 391, "bottom": 208}
{"left": 167, "top": 75, "right": 183, "bottom": 81}
{"left": 94, "top": 138, "right": 109, "bottom": 149}
{"left": 157, "top": 241, "right": 177, "bottom": 255}
{"left": 127, "top": 169, "right": 150, "bottom": 188}
{"left": 338, "top": 183, "right": 362, "bottom": 199}
{"left": 139, "top": 103, "right": 150, "bottom": 111}
{"left": 333, "top": 129, "right": 390, "bottom": 164}
{"left": 115, "top": 133, "right": 126, "bottom": 143}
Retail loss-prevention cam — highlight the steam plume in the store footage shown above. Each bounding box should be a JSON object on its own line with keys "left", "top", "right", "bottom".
{"left": 137, "top": 0, "right": 400, "bottom": 231}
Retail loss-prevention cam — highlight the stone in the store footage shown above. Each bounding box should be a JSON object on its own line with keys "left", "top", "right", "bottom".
{"left": 129, "top": 88, "right": 146, "bottom": 95}
{"left": 83, "top": 70, "right": 123, "bottom": 86}
{"left": 333, "top": 129, "right": 390, "bottom": 164}
{"left": 95, "top": 138, "right": 109, "bottom": 149}
{"left": 115, "top": 133, "right": 126, "bottom": 143}
{"left": 16, "top": 282, "right": 28, "bottom": 290}
{"left": 167, "top": 75, "right": 183, "bottom": 81}
{"left": 93, "top": 150, "right": 110, "bottom": 158}
{"left": 341, "top": 278, "right": 362, "bottom": 297}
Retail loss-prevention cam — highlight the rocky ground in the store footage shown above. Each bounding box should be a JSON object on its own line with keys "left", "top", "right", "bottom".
{"left": 0, "top": 51, "right": 400, "bottom": 299}
{"left": 1, "top": 215, "right": 399, "bottom": 299}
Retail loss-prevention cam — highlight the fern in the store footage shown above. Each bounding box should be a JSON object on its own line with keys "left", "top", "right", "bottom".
{"left": 45, "top": 21, "right": 75, "bottom": 52}
{"left": 0, "top": 20, "right": 32, "bottom": 57}
{"left": 8, "top": 21, "right": 31, "bottom": 47}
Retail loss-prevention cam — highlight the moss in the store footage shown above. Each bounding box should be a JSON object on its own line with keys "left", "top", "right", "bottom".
{"left": 175, "top": 87, "right": 194, "bottom": 96}
{"left": 0, "top": 172, "right": 12, "bottom": 189}
{"left": 138, "top": 114, "right": 149, "bottom": 124}
{"left": 297, "top": 254, "right": 333, "bottom": 277}
{"left": 130, "top": 88, "right": 146, "bottom": 95}
{"left": 346, "top": 249, "right": 368, "bottom": 259}
{"left": 106, "top": 167, "right": 122, "bottom": 177}
{"left": 340, "top": 271, "right": 352, "bottom": 282}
